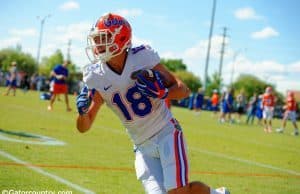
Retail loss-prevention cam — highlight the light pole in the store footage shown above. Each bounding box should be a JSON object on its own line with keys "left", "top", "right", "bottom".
{"left": 67, "top": 39, "right": 72, "bottom": 62}
{"left": 203, "top": 0, "right": 217, "bottom": 91}
{"left": 230, "top": 51, "right": 239, "bottom": 85}
{"left": 230, "top": 49, "right": 246, "bottom": 85}
{"left": 36, "top": 14, "right": 51, "bottom": 68}
{"left": 218, "top": 27, "right": 227, "bottom": 79}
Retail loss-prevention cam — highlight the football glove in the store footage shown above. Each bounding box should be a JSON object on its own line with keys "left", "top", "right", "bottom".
{"left": 135, "top": 69, "right": 168, "bottom": 99}
{"left": 76, "top": 85, "right": 95, "bottom": 115}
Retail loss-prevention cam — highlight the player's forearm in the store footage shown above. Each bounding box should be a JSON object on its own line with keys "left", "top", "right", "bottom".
{"left": 77, "top": 115, "right": 92, "bottom": 133}
{"left": 76, "top": 103, "right": 101, "bottom": 133}
{"left": 167, "top": 80, "right": 190, "bottom": 100}
{"left": 56, "top": 74, "right": 66, "bottom": 80}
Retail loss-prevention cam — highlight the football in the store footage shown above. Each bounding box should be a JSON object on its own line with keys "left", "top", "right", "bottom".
{"left": 131, "top": 69, "right": 169, "bottom": 86}
{"left": 131, "top": 69, "right": 156, "bottom": 82}
{"left": 140, "top": 69, "right": 156, "bottom": 82}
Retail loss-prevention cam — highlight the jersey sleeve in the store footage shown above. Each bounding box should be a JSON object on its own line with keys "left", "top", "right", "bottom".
{"left": 82, "top": 64, "right": 98, "bottom": 89}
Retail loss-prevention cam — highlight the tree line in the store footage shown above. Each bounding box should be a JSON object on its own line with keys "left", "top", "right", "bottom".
{"left": 0, "top": 46, "right": 283, "bottom": 103}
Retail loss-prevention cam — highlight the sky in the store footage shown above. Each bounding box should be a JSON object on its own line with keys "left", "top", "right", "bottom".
{"left": 1, "top": 0, "right": 300, "bottom": 94}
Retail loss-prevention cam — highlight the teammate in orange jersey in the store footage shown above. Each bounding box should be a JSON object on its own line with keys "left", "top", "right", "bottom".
{"left": 276, "top": 91, "right": 299, "bottom": 136}
{"left": 261, "top": 86, "right": 276, "bottom": 133}
{"left": 211, "top": 89, "right": 219, "bottom": 117}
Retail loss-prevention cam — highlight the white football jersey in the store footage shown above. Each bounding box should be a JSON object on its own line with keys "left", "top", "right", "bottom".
{"left": 83, "top": 45, "right": 173, "bottom": 145}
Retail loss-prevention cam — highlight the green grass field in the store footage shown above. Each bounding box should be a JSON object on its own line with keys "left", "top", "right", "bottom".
{"left": 0, "top": 87, "right": 299, "bottom": 194}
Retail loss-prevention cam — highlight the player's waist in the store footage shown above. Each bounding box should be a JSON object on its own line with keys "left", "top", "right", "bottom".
{"left": 135, "top": 118, "right": 176, "bottom": 146}
{"left": 54, "top": 81, "right": 67, "bottom": 84}
{"left": 127, "top": 115, "right": 173, "bottom": 145}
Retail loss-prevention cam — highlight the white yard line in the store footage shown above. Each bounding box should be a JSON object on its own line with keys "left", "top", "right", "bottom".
{"left": 194, "top": 129, "right": 300, "bottom": 154}
{"left": 0, "top": 150, "right": 95, "bottom": 194}
{"left": 190, "top": 147, "right": 300, "bottom": 176}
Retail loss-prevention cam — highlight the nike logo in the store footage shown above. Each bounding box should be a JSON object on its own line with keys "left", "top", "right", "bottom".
{"left": 104, "top": 85, "right": 112, "bottom": 91}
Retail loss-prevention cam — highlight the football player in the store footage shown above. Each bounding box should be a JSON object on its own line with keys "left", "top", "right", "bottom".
{"left": 262, "top": 86, "right": 275, "bottom": 133}
{"left": 4, "top": 61, "right": 18, "bottom": 96}
{"left": 219, "top": 88, "right": 234, "bottom": 124}
{"left": 76, "top": 13, "right": 229, "bottom": 194}
{"left": 276, "top": 91, "right": 299, "bottom": 136}
{"left": 210, "top": 89, "right": 219, "bottom": 117}
{"left": 48, "top": 60, "right": 72, "bottom": 111}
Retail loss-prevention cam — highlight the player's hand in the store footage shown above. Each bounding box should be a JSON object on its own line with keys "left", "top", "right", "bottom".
{"left": 135, "top": 69, "right": 168, "bottom": 99}
{"left": 56, "top": 75, "right": 65, "bottom": 80}
{"left": 76, "top": 86, "right": 95, "bottom": 115}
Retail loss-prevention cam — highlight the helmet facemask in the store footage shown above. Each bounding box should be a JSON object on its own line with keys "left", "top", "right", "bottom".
{"left": 86, "top": 28, "right": 119, "bottom": 63}
{"left": 86, "top": 25, "right": 131, "bottom": 63}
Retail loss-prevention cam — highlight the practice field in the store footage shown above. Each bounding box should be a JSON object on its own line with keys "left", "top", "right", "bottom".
{"left": 0, "top": 87, "right": 299, "bottom": 194}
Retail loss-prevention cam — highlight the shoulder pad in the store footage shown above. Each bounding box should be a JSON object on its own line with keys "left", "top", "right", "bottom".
{"left": 131, "top": 44, "right": 155, "bottom": 54}
{"left": 82, "top": 63, "right": 100, "bottom": 82}
{"left": 83, "top": 63, "right": 100, "bottom": 73}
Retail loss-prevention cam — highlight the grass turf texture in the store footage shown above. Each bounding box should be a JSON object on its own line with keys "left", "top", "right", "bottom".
{"left": 0, "top": 87, "right": 299, "bottom": 194}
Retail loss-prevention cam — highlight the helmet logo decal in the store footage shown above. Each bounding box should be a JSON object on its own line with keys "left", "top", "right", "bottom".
{"left": 104, "top": 18, "right": 125, "bottom": 27}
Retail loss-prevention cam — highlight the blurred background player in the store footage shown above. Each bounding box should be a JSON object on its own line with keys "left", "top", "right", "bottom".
{"left": 262, "top": 86, "right": 275, "bottom": 133}
{"left": 4, "top": 61, "right": 18, "bottom": 96}
{"left": 246, "top": 92, "right": 258, "bottom": 125}
{"left": 219, "top": 88, "right": 234, "bottom": 124}
{"left": 235, "top": 90, "right": 246, "bottom": 123}
{"left": 211, "top": 89, "right": 219, "bottom": 117}
{"left": 76, "top": 13, "right": 229, "bottom": 194}
{"left": 255, "top": 94, "right": 263, "bottom": 126}
{"left": 48, "top": 60, "right": 72, "bottom": 111}
{"left": 188, "top": 92, "right": 196, "bottom": 110}
{"left": 194, "top": 87, "right": 204, "bottom": 115}
{"left": 276, "top": 91, "right": 299, "bottom": 136}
